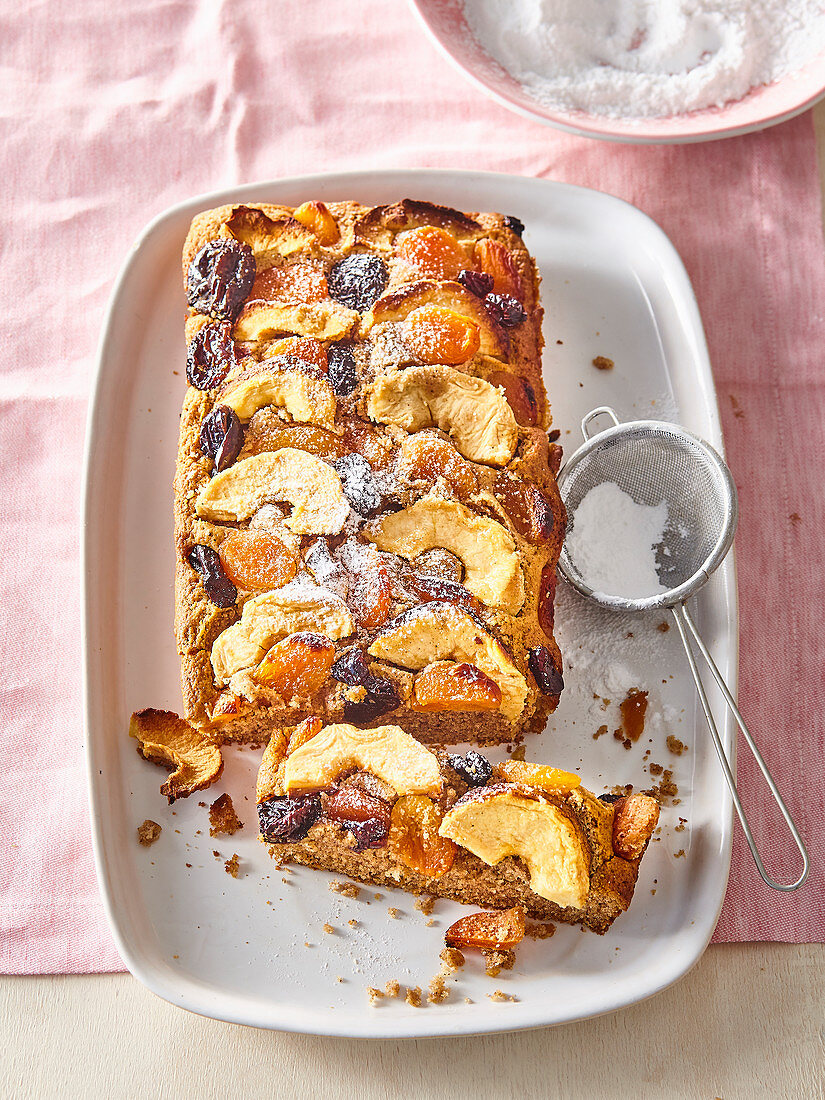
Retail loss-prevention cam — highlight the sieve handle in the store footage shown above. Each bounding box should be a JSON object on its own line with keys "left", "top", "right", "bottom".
{"left": 581, "top": 406, "right": 620, "bottom": 441}
{"left": 671, "top": 602, "right": 809, "bottom": 891}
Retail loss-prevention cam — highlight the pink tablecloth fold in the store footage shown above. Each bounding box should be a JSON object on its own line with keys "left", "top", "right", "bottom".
{"left": 1, "top": 0, "right": 823, "bottom": 973}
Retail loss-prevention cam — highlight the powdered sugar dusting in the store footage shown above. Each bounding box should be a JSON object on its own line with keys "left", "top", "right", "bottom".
{"left": 463, "top": 0, "right": 825, "bottom": 119}
{"left": 567, "top": 482, "right": 668, "bottom": 600}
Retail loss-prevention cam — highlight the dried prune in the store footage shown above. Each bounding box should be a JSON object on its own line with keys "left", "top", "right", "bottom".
{"left": 447, "top": 750, "right": 493, "bottom": 787}
{"left": 343, "top": 678, "right": 400, "bottom": 724}
{"left": 188, "top": 544, "right": 237, "bottom": 608}
{"left": 345, "top": 816, "right": 389, "bottom": 851}
{"left": 186, "top": 322, "right": 236, "bottom": 390}
{"left": 199, "top": 404, "right": 244, "bottom": 471}
{"left": 334, "top": 453, "right": 382, "bottom": 517}
{"left": 258, "top": 794, "right": 322, "bottom": 843}
{"left": 327, "top": 342, "right": 358, "bottom": 396}
{"left": 457, "top": 268, "right": 494, "bottom": 298}
{"left": 187, "top": 239, "right": 256, "bottom": 321}
{"left": 503, "top": 215, "right": 525, "bottom": 237}
{"left": 327, "top": 254, "right": 388, "bottom": 312}
{"left": 331, "top": 648, "right": 371, "bottom": 687}
{"left": 485, "top": 293, "right": 526, "bottom": 327}
{"left": 528, "top": 645, "right": 564, "bottom": 696}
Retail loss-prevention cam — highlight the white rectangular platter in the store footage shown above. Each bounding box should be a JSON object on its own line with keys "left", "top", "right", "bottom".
{"left": 83, "top": 170, "right": 735, "bottom": 1037}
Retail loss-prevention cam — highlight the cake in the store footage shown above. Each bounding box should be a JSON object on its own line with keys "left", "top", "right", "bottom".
{"left": 255, "top": 719, "right": 660, "bottom": 934}
{"left": 174, "top": 199, "right": 566, "bottom": 746}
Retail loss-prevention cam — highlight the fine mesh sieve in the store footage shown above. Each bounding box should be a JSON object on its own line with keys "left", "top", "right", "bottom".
{"left": 557, "top": 407, "right": 808, "bottom": 891}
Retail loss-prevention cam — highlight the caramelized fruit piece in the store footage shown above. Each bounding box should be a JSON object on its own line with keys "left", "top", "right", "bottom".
{"left": 495, "top": 760, "right": 580, "bottom": 793}
{"left": 398, "top": 433, "right": 478, "bottom": 498}
{"left": 446, "top": 750, "right": 493, "bottom": 787}
{"left": 528, "top": 645, "right": 564, "bottom": 697}
{"left": 412, "top": 662, "right": 502, "bottom": 713}
{"left": 397, "top": 226, "right": 465, "bottom": 280}
{"left": 328, "top": 254, "right": 388, "bottom": 312}
{"left": 258, "top": 793, "right": 321, "bottom": 842}
{"left": 445, "top": 906, "right": 525, "bottom": 950}
{"left": 251, "top": 259, "right": 328, "bottom": 303}
{"left": 493, "top": 473, "right": 556, "bottom": 543}
{"left": 218, "top": 529, "right": 299, "bottom": 591}
{"left": 200, "top": 404, "right": 245, "bottom": 471}
{"left": 473, "top": 239, "right": 522, "bottom": 300}
{"left": 286, "top": 716, "right": 324, "bottom": 756}
{"left": 247, "top": 423, "right": 350, "bottom": 460}
{"left": 388, "top": 794, "right": 456, "bottom": 877}
{"left": 326, "top": 787, "right": 392, "bottom": 851}
{"left": 537, "top": 565, "right": 557, "bottom": 639}
{"left": 349, "top": 562, "right": 392, "bottom": 629}
{"left": 188, "top": 544, "right": 237, "bottom": 608}
{"left": 293, "top": 200, "right": 340, "bottom": 246}
{"left": 334, "top": 453, "right": 382, "bottom": 517}
{"left": 254, "top": 632, "right": 336, "bottom": 699}
{"left": 210, "top": 691, "right": 249, "bottom": 725}
{"left": 485, "top": 293, "right": 526, "bottom": 327}
{"left": 484, "top": 369, "right": 538, "bottom": 426}
{"left": 406, "top": 305, "right": 481, "bottom": 365}
{"left": 327, "top": 343, "right": 358, "bottom": 395}
{"left": 187, "top": 239, "right": 256, "bottom": 321}
{"left": 186, "top": 322, "right": 236, "bottom": 390}
{"left": 270, "top": 336, "right": 329, "bottom": 373}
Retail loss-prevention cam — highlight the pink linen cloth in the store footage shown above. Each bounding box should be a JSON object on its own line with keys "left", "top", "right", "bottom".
{"left": 1, "top": 0, "right": 823, "bottom": 974}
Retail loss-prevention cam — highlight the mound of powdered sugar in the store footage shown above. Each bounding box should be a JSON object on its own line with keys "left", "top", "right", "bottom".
{"left": 462, "top": 0, "right": 825, "bottom": 119}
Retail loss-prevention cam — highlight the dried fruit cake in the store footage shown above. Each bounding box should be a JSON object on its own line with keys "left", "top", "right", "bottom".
{"left": 255, "top": 720, "right": 660, "bottom": 934}
{"left": 175, "top": 199, "right": 566, "bottom": 746}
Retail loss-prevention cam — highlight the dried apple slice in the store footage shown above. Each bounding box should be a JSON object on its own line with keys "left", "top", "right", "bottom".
{"left": 130, "top": 709, "right": 223, "bottom": 803}
{"left": 219, "top": 359, "right": 336, "bottom": 427}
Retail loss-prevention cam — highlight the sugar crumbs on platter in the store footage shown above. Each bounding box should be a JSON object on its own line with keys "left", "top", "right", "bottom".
{"left": 462, "top": 0, "right": 825, "bottom": 119}
{"left": 566, "top": 482, "right": 667, "bottom": 600}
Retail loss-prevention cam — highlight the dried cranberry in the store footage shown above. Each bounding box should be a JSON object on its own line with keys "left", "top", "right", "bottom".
{"left": 327, "top": 254, "right": 388, "bottom": 312}
{"left": 457, "top": 269, "right": 494, "bottom": 298}
{"left": 528, "top": 645, "right": 564, "bottom": 696}
{"left": 345, "top": 816, "right": 389, "bottom": 851}
{"left": 331, "top": 648, "right": 371, "bottom": 687}
{"left": 485, "top": 293, "right": 526, "bottom": 327}
{"left": 334, "top": 453, "right": 382, "bottom": 517}
{"left": 447, "top": 750, "right": 493, "bottom": 787}
{"left": 258, "top": 794, "right": 322, "bottom": 843}
{"left": 199, "top": 405, "right": 244, "bottom": 471}
{"left": 188, "top": 544, "right": 237, "bottom": 608}
{"left": 503, "top": 215, "right": 525, "bottom": 237}
{"left": 186, "top": 322, "right": 236, "bottom": 390}
{"left": 187, "top": 239, "right": 256, "bottom": 321}
{"left": 327, "top": 343, "right": 358, "bottom": 396}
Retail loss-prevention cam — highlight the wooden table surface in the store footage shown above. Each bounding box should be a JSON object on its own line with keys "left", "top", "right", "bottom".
{"left": 4, "top": 105, "right": 825, "bottom": 1100}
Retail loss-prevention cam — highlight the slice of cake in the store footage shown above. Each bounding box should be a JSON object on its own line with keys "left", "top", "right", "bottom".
{"left": 255, "top": 720, "right": 659, "bottom": 933}
{"left": 174, "top": 199, "right": 565, "bottom": 746}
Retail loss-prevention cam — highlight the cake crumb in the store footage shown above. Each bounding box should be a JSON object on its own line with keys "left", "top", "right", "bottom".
{"left": 593, "top": 724, "right": 608, "bottom": 740}
{"left": 425, "top": 918, "right": 436, "bottom": 928}
{"left": 666, "top": 735, "right": 688, "bottom": 756}
{"left": 387, "top": 907, "right": 400, "bottom": 919}
{"left": 224, "top": 854, "right": 240, "bottom": 878}
{"left": 329, "top": 881, "right": 360, "bottom": 899}
{"left": 464, "top": 997, "right": 473, "bottom": 1004}
{"left": 592, "top": 355, "right": 614, "bottom": 371}
{"left": 385, "top": 980, "right": 401, "bottom": 998}
{"left": 440, "top": 947, "right": 465, "bottom": 972}
{"left": 675, "top": 817, "right": 687, "bottom": 833}
{"left": 348, "top": 919, "right": 358, "bottom": 928}
{"left": 212, "top": 850, "right": 221, "bottom": 858}
{"left": 482, "top": 949, "right": 516, "bottom": 977}
{"left": 488, "top": 990, "right": 518, "bottom": 1003}
{"left": 367, "top": 987, "right": 384, "bottom": 1005}
{"left": 525, "top": 922, "right": 556, "bottom": 940}
{"left": 427, "top": 974, "right": 449, "bottom": 1004}
{"left": 674, "top": 848, "right": 686, "bottom": 859}
{"left": 209, "top": 793, "right": 243, "bottom": 837}
{"left": 509, "top": 744, "right": 526, "bottom": 761}
{"left": 405, "top": 987, "right": 422, "bottom": 1008}
{"left": 137, "top": 820, "right": 161, "bottom": 847}
{"left": 323, "top": 923, "right": 335, "bottom": 935}
{"left": 657, "top": 621, "right": 670, "bottom": 632}
{"left": 185, "top": 863, "right": 192, "bottom": 868}
{"left": 373, "top": 893, "right": 384, "bottom": 901}
{"left": 336, "top": 976, "right": 344, "bottom": 983}
{"left": 415, "top": 896, "right": 436, "bottom": 916}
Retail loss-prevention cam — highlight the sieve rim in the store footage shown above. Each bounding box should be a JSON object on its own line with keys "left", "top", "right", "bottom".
{"left": 556, "top": 417, "right": 739, "bottom": 611}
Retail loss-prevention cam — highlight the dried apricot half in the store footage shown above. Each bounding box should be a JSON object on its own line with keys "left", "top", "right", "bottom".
{"left": 494, "top": 760, "right": 581, "bottom": 794}
{"left": 473, "top": 239, "right": 523, "bottom": 300}
{"left": 406, "top": 305, "right": 481, "bottom": 365}
{"left": 445, "top": 906, "right": 526, "bottom": 950}
{"left": 255, "top": 632, "right": 336, "bottom": 700}
{"left": 412, "top": 661, "right": 502, "bottom": 713}
{"left": 293, "top": 200, "right": 340, "bottom": 246}
{"left": 286, "top": 715, "right": 324, "bottom": 756}
{"left": 218, "top": 529, "right": 299, "bottom": 591}
{"left": 397, "top": 225, "right": 465, "bottom": 280}
{"left": 270, "top": 335, "right": 329, "bottom": 373}
{"left": 251, "top": 259, "right": 328, "bottom": 303}
{"left": 388, "top": 794, "right": 456, "bottom": 877}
